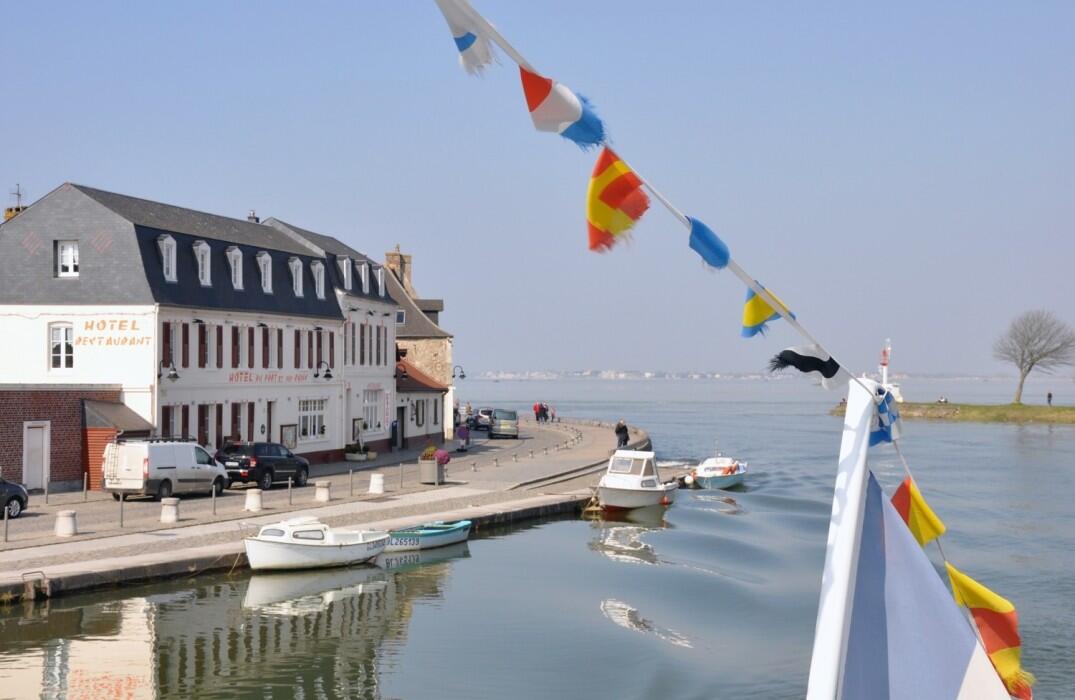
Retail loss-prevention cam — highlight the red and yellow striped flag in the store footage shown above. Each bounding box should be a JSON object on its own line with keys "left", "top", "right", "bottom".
{"left": 586, "top": 147, "right": 649, "bottom": 251}
{"left": 891, "top": 477, "right": 946, "bottom": 546}
{"left": 946, "top": 563, "right": 1034, "bottom": 699}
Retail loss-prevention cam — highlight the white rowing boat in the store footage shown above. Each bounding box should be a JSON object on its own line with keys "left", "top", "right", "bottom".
{"left": 244, "top": 517, "right": 389, "bottom": 571}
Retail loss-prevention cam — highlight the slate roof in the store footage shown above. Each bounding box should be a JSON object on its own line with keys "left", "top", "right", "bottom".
{"left": 386, "top": 271, "right": 452, "bottom": 339}
{"left": 72, "top": 185, "right": 314, "bottom": 256}
{"left": 264, "top": 218, "right": 371, "bottom": 261}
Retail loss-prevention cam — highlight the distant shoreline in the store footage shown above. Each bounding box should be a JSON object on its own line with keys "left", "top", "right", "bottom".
{"left": 831, "top": 402, "right": 1075, "bottom": 424}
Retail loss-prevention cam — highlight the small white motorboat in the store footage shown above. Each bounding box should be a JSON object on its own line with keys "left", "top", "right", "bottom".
{"left": 385, "top": 520, "right": 472, "bottom": 552}
{"left": 597, "top": 449, "right": 678, "bottom": 510}
{"left": 690, "top": 456, "right": 747, "bottom": 490}
{"left": 244, "top": 517, "right": 390, "bottom": 571}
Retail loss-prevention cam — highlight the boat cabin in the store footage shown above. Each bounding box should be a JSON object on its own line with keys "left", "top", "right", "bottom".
{"left": 604, "top": 450, "right": 662, "bottom": 488}
{"left": 256, "top": 517, "right": 328, "bottom": 542}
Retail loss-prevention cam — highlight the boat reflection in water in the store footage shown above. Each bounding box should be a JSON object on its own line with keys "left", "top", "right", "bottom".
{"left": 0, "top": 539, "right": 473, "bottom": 699}
{"left": 376, "top": 541, "right": 471, "bottom": 573}
{"left": 599, "top": 598, "right": 693, "bottom": 649}
{"left": 587, "top": 505, "right": 670, "bottom": 566}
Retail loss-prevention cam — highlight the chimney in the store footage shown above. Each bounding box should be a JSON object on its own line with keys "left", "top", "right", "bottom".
{"left": 385, "top": 244, "right": 415, "bottom": 296}
{"left": 247, "top": 210, "right": 260, "bottom": 223}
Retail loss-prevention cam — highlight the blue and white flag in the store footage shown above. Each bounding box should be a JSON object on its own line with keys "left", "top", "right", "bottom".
{"left": 869, "top": 390, "right": 902, "bottom": 446}
{"left": 434, "top": 0, "right": 496, "bottom": 75}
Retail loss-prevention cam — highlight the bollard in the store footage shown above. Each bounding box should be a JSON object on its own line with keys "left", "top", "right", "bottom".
{"left": 529, "top": 450, "right": 534, "bottom": 459}
{"left": 399, "top": 462, "right": 404, "bottom": 490}
{"left": 244, "top": 488, "right": 263, "bottom": 512}
{"left": 83, "top": 473, "right": 88, "bottom": 502}
{"left": 119, "top": 494, "right": 124, "bottom": 528}
{"left": 54, "top": 510, "right": 77, "bottom": 537}
{"left": 349, "top": 469, "right": 354, "bottom": 497}
{"left": 314, "top": 481, "right": 332, "bottom": 503}
{"left": 494, "top": 458, "right": 499, "bottom": 468}
{"left": 212, "top": 485, "right": 217, "bottom": 515}
{"left": 472, "top": 461, "right": 477, "bottom": 472}
{"left": 288, "top": 477, "right": 293, "bottom": 505}
{"left": 544, "top": 447, "right": 548, "bottom": 456}
{"left": 160, "top": 497, "right": 180, "bottom": 525}
{"left": 369, "top": 473, "right": 385, "bottom": 495}
{"left": 44, "top": 480, "right": 49, "bottom": 506}
{"left": 513, "top": 453, "right": 518, "bottom": 463}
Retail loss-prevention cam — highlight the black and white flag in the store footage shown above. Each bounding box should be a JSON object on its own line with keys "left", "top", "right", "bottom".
{"left": 768, "top": 345, "right": 851, "bottom": 390}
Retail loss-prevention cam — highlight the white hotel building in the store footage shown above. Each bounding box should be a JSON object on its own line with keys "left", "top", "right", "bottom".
{"left": 0, "top": 184, "right": 450, "bottom": 490}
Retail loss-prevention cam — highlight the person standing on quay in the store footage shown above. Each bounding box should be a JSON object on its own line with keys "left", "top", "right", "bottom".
{"left": 533, "top": 401, "right": 541, "bottom": 422}
{"left": 1047, "top": 391, "right": 1053, "bottom": 406}
{"left": 615, "top": 420, "right": 629, "bottom": 448}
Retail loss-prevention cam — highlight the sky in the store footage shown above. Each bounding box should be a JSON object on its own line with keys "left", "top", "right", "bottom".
{"left": 4, "top": 1, "right": 1074, "bottom": 376}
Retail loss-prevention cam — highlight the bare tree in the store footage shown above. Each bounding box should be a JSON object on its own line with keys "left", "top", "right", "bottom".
{"left": 993, "top": 310, "right": 1075, "bottom": 403}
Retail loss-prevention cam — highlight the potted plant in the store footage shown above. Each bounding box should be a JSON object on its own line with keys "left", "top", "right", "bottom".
{"left": 364, "top": 444, "right": 378, "bottom": 460}
{"left": 418, "top": 444, "right": 443, "bottom": 485}
{"left": 344, "top": 443, "right": 366, "bottom": 462}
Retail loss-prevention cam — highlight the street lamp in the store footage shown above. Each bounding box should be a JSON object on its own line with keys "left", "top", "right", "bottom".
{"left": 313, "top": 361, "right": 333, "bottom": 380}
{"left": 452, "top": 365, "right": 466, "bottom": 380}
{"left": 158, "top": 359, "right": 179, "bottom": 382}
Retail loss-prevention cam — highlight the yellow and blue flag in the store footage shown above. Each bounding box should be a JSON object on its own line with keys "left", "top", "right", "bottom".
{"left": 742, "top": 284, "right": 793, "bottom": 337}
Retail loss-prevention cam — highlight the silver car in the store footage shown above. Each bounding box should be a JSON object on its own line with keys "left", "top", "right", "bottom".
{"left": 489, "top": 409, "right": 519, "bottom": 439}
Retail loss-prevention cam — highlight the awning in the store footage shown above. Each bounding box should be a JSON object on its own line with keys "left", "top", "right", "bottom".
{"left": 83, "top": 399, "right": 154, "bottom": 432}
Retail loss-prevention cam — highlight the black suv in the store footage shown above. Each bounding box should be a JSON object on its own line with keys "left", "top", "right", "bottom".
{"left": 215, "top": 442, "right": 310, "bottom": 491}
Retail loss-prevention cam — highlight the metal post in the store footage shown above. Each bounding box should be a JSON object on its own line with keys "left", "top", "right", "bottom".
{"left": 513, "top": 453, "right": 518, "bottom": 462}
{"left": 399, "top": 462, "right": 404, "bottom": 489}
{"left": 83, "top": 473, "right": 88, "bottom": 502}
{"left": 212, "top": 485, "right": 217, "bottom": 515}
{"left": 349, "top": 470, "right": 354, "bottom": 497}
{"left": 529, "top": 450, "right": 534, "bottom": 459}
{"left": 288, "top": 477, "right": 293, "bottom": 505}
{"left": 119, "top": 495, "right": 124, "bottom": 528}
{"left": 3, "top": 504, "right": 8, "bottom": 543}
{"left": 494, "top": 458, "right": 499, "bottom": 468}
{"left": 44, "top": 480, "right": 49, "bottom": 506}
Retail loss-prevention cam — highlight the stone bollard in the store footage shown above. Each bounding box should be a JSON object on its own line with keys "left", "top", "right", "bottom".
{"left": 54, "top": 510, "right": 78, "bottom": 537}
{"left": 314, "top": 480, "right": 332, "bottom": 503}
{"left": 368, "top": 473, "right": 385, "bottom": 495}
{"left": 160, "top": 497, "right": 180, "bottom": 525}
{"left": 244, "top": 488, "right": 263, "bottom": 512}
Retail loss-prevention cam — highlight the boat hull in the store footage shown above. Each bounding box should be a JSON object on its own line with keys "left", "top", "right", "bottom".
{"left": 385, "top": 521, "right": 472, "bottom": 552}
{"left": 245, "top": 534, "right": 388, "bottom": 571}
{"left": 598, "top": 483, "right": 677, "bottom": 510}
{"left": 695, "top": 472, "right": 745, "bottom": 489}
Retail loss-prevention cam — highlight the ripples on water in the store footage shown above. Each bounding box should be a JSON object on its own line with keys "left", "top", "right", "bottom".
{"left": 1, "top": 378, "right": 1072, "bottom": 698}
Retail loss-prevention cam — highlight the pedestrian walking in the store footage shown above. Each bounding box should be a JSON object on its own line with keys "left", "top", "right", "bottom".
{"left": 550, "top": 406, "right": 557, "bottom": 422}
{"left": 614, "top": 420, "right": 629, "bottom": 448}
{"left": 533, "top": 401, "right": 541, "bottom": 422}
{"left": 456, "top": 423, "right": 470, "bottom": 452}
{"left": 1047, "top": 391, "right": 1053, "bottom": 406}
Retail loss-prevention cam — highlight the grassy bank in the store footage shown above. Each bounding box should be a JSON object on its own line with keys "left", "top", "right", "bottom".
{"left": 831, "top": 402, "right": 1075, "bottom": 424}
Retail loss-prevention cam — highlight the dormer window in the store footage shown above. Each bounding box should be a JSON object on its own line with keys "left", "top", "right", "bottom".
{"left": 312, "top": 261, "right": 325, "bottom": 300}
{"left": 358, "top": 261, "right": 369, "bottom": 294}
{"left": 289, "top": 257, "right": 303, "bottom": 297}
{"left": 337, "top": 256, "right": 352, "bottom": 290}
{"left": 193, "top": 241, "right": 211, "bottom": 286}
{"left": 157, "top": 235, "right": 177, "bottom": 283}
{"left": 257, "top": 251, "right": 272, "bottom": 293}
{"left": 226, "top": 247, "right": 243, "bottom": 290}
{"left": 55, "top": 241, "right": 79, "bottom": 278}
{"left": 376, "top": 267, "right": 385, "bottom": 297}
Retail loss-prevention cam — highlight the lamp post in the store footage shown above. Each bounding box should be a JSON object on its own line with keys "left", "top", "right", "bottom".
{"left": 313, "top": 361, "right": 333, "bottom": 380}
{"left": 452, "top": 365, "right": 466, "bottom": 380}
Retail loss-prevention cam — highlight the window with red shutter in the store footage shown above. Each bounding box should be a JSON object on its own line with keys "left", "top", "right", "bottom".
{"left": 329, "top": 332, "right": 335, "bottom": 368}
{"left": 294, "top": 330, "right": 301, "bottom": 369}
{"left": 216, "top": 326, "right": 223, "bottom": 368}
{"left": 308, "top": 331, "right": 313, "bottom": 369}
{"left": 262, "top": 327, "right": 269, "bottom": 369}
{"left": 162, "top": 321, "right": 172, "bottom": 366}
{"left": 277, "top": 329, "right": 283, "bottom": 369}
{"left": 231, "top": 327, "right": 240, "bottom": 368}
{"left": 198, "top": 324, "right": 207, "bottom": 368}
{"left": 181, "top": 323, "right": 190, "bottom": 368}
{"left": 316, "top": 331, "right": 323, "bottom": 366}
{"left": 247, "top": 327, "right": 255, "bottom": 369}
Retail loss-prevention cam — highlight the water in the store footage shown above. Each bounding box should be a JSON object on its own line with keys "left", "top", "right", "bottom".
{"left": 2, "top": 377, "right": 1072, "bottom": 698}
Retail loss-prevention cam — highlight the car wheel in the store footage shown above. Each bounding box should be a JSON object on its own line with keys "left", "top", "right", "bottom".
{"left": 111, "top": 492, "right": 124, "bottom": 502}
{"left": 157, "top": 480, "right": 173, "bottom": 500}
{"left": 211, "top": 478, "right": 225, "bottom": 497}
{"left": 258, "top": 470, "right": 274, "bottom": 491}
{"left": 295, "top": 468, "right": 309, "bottom": 487}
{"left": 5, "top": 498, "right": 22, "bottom": 519}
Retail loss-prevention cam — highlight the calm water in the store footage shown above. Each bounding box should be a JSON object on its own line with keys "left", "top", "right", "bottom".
{"left": 2, "top": 377, "right": 1072, "bottom": 698}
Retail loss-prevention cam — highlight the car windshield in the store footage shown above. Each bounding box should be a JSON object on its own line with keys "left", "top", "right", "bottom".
{"left": 493, "top": 410, "right": 517, "bottom": 420}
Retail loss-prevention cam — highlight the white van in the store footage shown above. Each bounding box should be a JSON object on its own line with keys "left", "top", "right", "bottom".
{"left": 103, "top": 440, "right": 228, "bottom": 500}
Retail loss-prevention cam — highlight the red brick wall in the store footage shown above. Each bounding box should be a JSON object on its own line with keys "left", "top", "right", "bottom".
{"left": 0, "top": 389, "right": 121, "bottom": 485}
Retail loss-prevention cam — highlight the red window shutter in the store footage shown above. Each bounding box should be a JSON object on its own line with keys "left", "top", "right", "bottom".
{"left": 181, "top": 323, "right": 190, "bottom": 368}
{"left": 216, "top": 326, "right": 223, "bottom": 368}
{"left": 247, "top": 327, "right": 255, "bottom": 369}
{"left": 316, "top": 331, "right": 323, "bottom": 365}
{"left": 215, "top": 404, "right": 223, "bottom": 448}
{"left": 162, "top": 321, "right": 172, "bottom": 366}
{"left": 294, "top": 330, "right": 301, "bottom": 369}
{"left": 277, "top": 329, "right": 283, "bottom": 369}
{"left": 198, "top": 324, "right": 207, "bottom": 368}
{"left": 231, "top": 327, "right": 240, "bottom": 368}
{"left": 231, "top": 403, "right": 241, "bottom": 441}
{"left": 329, "top": 332, "right": 335, "bottom": 368}
{"left": 360, "top": 324, "right": 366, "bottom": 365}
{"left": 247, "top": 401, "right": 255, "bottom": 441}
{"left": 308, "top": 332, "right": 313, "bottom": 369}
{"left": 262, "top": 327, "right": 269, "bottom": 369}
{"left": 181, "top": 404, "right": 190, "bottom": 439}
{"left": 350, "top": 322, "right": 356, "bottom": 365}
{"left": 161, "top": 405, "right": 173, "bottom": 438}
{"left": 376, "top": 327, "right": 381, "bottom": 366}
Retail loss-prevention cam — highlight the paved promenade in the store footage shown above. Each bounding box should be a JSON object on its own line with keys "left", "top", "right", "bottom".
{"left": 0, "top": 419, "right": 653, "bottom": 601}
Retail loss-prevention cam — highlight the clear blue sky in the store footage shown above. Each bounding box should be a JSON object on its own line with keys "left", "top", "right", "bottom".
{"left": 5, "top": 1, "right": 1074, "bottom": 376}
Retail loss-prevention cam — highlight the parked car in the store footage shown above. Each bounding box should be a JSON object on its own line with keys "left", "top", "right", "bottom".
{"left": 489, "top": 409, "right": 519, "bottom": 439}
{"left": 103, "top": 440, "right": 228, "bottom": 500}
{"left": 0, "top": 478, "right": 28, "bottom": 518}
{"left": 469, "top": 407, "right": 494, "bottom": 431}
{"left": 215, "top": 442, "right": 310, "bottom": 491}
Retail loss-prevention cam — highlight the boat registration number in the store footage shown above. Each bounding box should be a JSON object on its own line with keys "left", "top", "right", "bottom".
{"left": 392, "top": 536, "right": 420, "bottom": 548}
